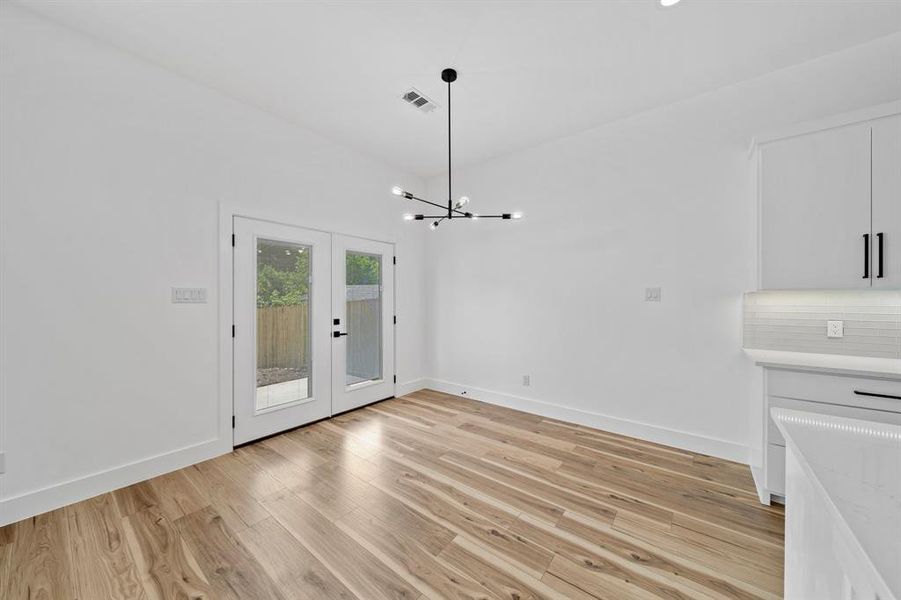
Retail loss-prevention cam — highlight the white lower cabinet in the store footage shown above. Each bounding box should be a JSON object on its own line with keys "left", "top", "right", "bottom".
{"left": 762, "top": 369, "right": 901, "bottom": 501}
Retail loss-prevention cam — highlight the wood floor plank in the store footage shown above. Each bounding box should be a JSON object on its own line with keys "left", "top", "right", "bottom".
{"left": 552, "top": 512, "right": 774, "bottom": 600}
{"left": 0, "top": 544, "right": 12, "bottom": 598}
{"left": 438, "top": 535, "right": 569, "bottom": 600}
{"left": 442, "top": 451, "right": 618, "bottom": 526}
{"left": 390, "top": 452, "right": 566, "bottom": 525}
{"left": 211, "top": 451, "right": 285, "bottom": 500}
{"left": 540, "top": 571, "right": 600, "bottom": 600}
{"left": 66, "top": 493, "right": 146, "bottom": 599}
{"left": 121, "top": 504, "right": 213, "bottom": 600}
{"left": 149, "top": 470, "right": 209, "bottom": 522}
{"left": 181, "top": 459, "right": 271, "bottom": 532}
{"left": 337, "top": 508, "right": 496, "bottom": 600}
{"left": 4, "top": 390, "right": 785, "bottom": 599}
{"left": 482, "top": 450, "right": 674, "bottom": 530}
{"left": 236, "top": 516, "right": 359, "bottom": 600}
{"left": 112, "top": 480, "right": 161, "bottom": 518}
{"left": 373, "top": 465, "right": 554, "bottom": 578}
{"left": 175, "top": 506, "right": 287, "bottom": 600}
{"left": 609, "top": 514, "right": 783, "bottom": 597}
{"left": 234, "top": 441, "right": 315, "bottom": 489}
{"left": 262, "top": 489, "right": 420, "bottom": 600}
{"left": 0, "top": 522, "right": 18, "bottom": 546}
{"left": 5, "top": 508, "right": 78, "bottom": 600}
{"left": 259, "top": 431, "right": 330, "bottom": 472}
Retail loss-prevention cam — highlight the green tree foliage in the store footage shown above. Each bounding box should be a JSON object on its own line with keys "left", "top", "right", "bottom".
{"left": 257, "top": 243, "right": 310, "bottom": 307}
{"left": 256, "top": 247, "right": 380, "bottom": 307}
{"left": 346, "top": 253, "right": 380, "bottom": 285}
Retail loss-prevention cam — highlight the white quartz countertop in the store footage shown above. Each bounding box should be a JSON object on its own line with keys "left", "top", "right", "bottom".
{"left": 745, "top": 348, "right": 901, "bottom": 378}
{"left": 771, "top": 407, "right": 901, "bottom": 599}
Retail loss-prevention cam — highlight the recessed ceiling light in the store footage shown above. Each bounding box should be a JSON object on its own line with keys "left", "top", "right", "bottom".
{"left": 660, "top": 0, "right": 681, "bottom": 6}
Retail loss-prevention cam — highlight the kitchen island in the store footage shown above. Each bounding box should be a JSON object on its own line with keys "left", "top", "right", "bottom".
{"left": 772, "top": 407, "right": 900, "bottom": 600}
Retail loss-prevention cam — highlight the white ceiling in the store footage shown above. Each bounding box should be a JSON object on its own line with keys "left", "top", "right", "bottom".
{"left": 16, "top": 0, "right": 901, "bottom": 177}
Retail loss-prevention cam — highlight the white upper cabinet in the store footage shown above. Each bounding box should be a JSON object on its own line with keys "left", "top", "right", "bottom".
{"left": 871, "top": 114, "right": 901, "bottom": 288}
{"left": 760, "top": 110, "right": 901, "bottom": 290}
{"left": 760, "top": 123, "right": 872, "bottom": 290}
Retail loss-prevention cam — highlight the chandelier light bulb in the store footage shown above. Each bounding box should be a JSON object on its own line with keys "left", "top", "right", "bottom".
{"left": 512, "top": 212, "right": 523, "bottom": 219}
{"left": 471, "top": 213, "right": 479, "bottom": 220}
{"left": 455, "top": 196, "right": 470, "bottom": 209}
{"left": 430, "top": 221, "right": 439, "bottom": 230}
{"left": 402, "top": 213, "right": 414, "bottom": 221}
{"left": 391, "top": 186, "right": 405, "bottom": 196}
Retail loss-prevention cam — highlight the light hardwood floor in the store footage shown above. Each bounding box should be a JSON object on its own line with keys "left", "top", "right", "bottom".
{"left": 1, "top": 389, "right": 784, "bottom": 599}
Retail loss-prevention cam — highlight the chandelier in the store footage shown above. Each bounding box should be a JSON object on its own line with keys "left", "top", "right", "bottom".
{"left": 391, "top": 68, "right": 523, "bottom": 230}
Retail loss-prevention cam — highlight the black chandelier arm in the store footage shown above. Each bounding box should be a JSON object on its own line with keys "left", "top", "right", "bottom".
{"left": 408, "top": 194, "right": 469, "bottom": 216}
{"left": 415, "top": 214, "right": 512, "bottom": 219}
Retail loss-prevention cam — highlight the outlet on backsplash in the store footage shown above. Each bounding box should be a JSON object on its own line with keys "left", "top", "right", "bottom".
{"left": 743, "top": 290, "right": 901, "bottom": 359}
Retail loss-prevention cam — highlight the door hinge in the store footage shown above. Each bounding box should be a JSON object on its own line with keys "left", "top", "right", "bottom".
{"left": 393, "top": 256, "right": 396, "bottom": 265}
{"left": 232, "top": 415, "right": 235, "bottom": 429}
{"left": 231, "top": 234, "right": 235, "bottom": 247}
{"left": 393, "top": 374, "right": 397, "bottom": 384}
{"left": 393, "top": 315, "right": 397, "bottom": 325}
{"left": 232, "top": 325, "right": 236, "bottom": 337}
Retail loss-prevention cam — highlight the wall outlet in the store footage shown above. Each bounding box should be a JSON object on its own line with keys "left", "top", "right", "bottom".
{"left": 645, "top": 287, "right": 661, "bottom": 302}
{"left": 172, "top": 287, "right": 207, "bottom": 304}
{"left": 522, "top": 375, "right": 530, "bottom": 387}
{"left": 827, "top": 320, "right": 844, "bottom": 338}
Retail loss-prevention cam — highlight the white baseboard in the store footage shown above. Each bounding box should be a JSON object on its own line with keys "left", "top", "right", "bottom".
{"left": 0, "top": 437, "right": 230, "bottom": 526}
{"left": 395, "top": 378, "right": 428, "bottom": 398}
{"left": 750, "top": 465, "right": 770, "bottom": 505}
{"left": 423, "top": 378, "right": 749, "bottom": 464}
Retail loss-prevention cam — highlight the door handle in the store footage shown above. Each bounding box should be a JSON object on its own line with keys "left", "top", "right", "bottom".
{"left": 876, "top": 232, "right": 884, "bottom": 279}
{"left": 333, "top": 331, "right": 348, "bottom": 338}
{"left": 862, "top": 233, "right": 870, "bottom": 279}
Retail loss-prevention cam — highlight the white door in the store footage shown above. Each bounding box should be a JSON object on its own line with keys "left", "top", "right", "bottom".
{"left": 233, "top": 217, "right": 332, "bottom": 444}
{"left": 331, "top": 235, "right": 395, "bottom": 414}
{"left": 760, "top": 123, "right": 872, "bottom": 289}
{"left": 871, "top": 114, "right": 901, "bottom": 288}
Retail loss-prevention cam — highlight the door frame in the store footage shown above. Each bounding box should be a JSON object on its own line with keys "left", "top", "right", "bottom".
{"left": 218, "top": 203, "right": 397, "bottom": 448}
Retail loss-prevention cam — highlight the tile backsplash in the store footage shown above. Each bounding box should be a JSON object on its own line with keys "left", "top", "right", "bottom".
{"left": 743, "top": 290, "right": 901, "bottom": 359}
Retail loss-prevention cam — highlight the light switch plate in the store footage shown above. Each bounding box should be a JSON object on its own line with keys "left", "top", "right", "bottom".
{"left": 172, "top": 287, "right": 207, "bottom": 304}
{"left": 827, "top": 320, "right": 844, "bottom": 338}
{"left": 645, "top": 287, "right": 661, "bottom": 302}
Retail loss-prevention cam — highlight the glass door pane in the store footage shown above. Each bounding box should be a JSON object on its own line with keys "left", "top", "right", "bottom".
{"left": 345, "top": 251, "right": 382, "bottom": 386}
{"left": 255, "top": 238, "right": 312, "bottom": 411}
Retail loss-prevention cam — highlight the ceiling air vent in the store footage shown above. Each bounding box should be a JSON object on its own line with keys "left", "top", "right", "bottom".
{"left": 401, "top": 88, "right": 438, "bottom": 113}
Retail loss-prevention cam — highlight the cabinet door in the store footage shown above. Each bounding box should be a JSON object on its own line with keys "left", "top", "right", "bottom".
{"left": 871, "top": 114, "right": 901, "bottom": 288}
{"left": 760, "top": 124, "right": 872, "bottom": 289}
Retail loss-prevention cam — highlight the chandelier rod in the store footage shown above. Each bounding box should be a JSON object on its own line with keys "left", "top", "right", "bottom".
{"left": 447, "top": 74, "right": 452, "bottom": 219}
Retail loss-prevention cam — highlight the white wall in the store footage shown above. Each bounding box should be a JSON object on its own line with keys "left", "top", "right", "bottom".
{"left": 424, "top": 33, "right": 901, "bottom": 463}
{"left": 0, "top": 4, "right": 428, "bottom": 524}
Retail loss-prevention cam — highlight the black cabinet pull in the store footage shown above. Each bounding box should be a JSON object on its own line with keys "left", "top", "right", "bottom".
{"left": 333, "top": 331, "right": 348, "bottom": 338}
{"left": 854, "top": 390, "right": 901, "bottom": 401}
{"left": 862, "top": 233, "right": 870, "bottom": 279}
{"left": 876, "top": 232, "right": 884, "bottom": 279}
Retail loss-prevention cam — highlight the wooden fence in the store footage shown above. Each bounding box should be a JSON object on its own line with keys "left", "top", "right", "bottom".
{"left": 257, "top": 300, "right": 381, "bottom": 379}
{"left": 257, "top": 304, "right": 310, "bottom": 370}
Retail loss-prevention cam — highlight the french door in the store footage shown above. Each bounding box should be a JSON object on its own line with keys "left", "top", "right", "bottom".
{"left": 331, "top": 234, "right": 395, "bottom": 414}
{"left": 233, "top": 217, "right": 394, "bottom": 444}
